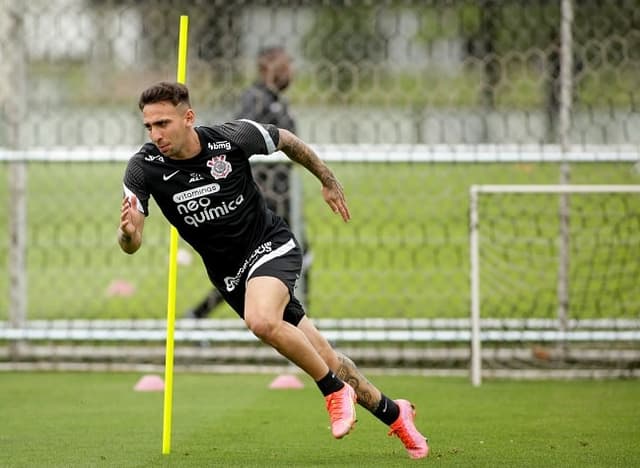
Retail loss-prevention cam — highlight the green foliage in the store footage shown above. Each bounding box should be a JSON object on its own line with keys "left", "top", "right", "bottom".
{"left": 302, "top": 5, "right": 387, "bottom": 98}
{"left": 416, "top": 2, "right": 560, "bottom": 52}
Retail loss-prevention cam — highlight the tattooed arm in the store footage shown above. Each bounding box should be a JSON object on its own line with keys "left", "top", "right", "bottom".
{"left": 277, "top": 129, "right": 351, "bottom": 222}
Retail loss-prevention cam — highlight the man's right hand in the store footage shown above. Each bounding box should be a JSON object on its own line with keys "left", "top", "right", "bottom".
{"left": 118, "top": 195, "right": 144, "bottom": 254}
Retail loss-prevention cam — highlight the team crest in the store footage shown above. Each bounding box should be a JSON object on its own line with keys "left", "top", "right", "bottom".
{"left": 207, "top": 155, "right": 232, "bottom": 180}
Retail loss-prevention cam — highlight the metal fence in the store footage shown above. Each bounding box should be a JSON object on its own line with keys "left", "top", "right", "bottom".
{"left": 1, "top": 0, "right": 639, "bottom": 375}
{"left": 2, "top": 0, "right": 640, "bottom": 148}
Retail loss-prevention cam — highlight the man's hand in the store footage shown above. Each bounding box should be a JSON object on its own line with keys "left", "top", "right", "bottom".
{"left": 322, "top": 179, "right": 351, "bottom": 223}
{"left": 118, "top": 195, "right": 144, "bottom": 254}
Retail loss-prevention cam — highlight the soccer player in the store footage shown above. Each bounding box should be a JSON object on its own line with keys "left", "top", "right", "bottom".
{"left": 185, "top": 45, "right": 312, "bottom": 319}
{"left": 118, "top": 81, "right": 428, "bottom": 458}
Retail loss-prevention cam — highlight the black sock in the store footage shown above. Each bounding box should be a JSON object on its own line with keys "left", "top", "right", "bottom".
{"left": 315, "top": 370, "right": 345, "bottom": 396}
{"left": 372, "top": 394, "right": 400, "bottom": 426}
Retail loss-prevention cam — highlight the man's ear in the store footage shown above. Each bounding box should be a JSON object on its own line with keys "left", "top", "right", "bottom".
{"left": 184, "top": 108, "right": 196, "bottom": 127}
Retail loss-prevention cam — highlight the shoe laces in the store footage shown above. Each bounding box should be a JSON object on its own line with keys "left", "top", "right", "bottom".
{"left": 325, "top": 387, "right": 349, "bottom": 422}
{"left": 388, "top": 407, "right": 421, "bottom": 448}
{"left": 389, "top": 425, "right": 418, "bottom": 448}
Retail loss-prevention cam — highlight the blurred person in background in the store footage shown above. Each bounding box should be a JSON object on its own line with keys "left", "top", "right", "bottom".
{"left": 118, "top": 81, "right": 429, "bottom": 458}
{"left": 185, "top": 45, "right": 313, "bottom": 319}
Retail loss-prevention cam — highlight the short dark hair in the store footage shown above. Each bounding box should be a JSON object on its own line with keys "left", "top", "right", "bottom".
{"left": 258, "top": 45, "right": 285, "bottom": 60}
{"left": 138, "top": 81, "right": 191, "bottom": 111}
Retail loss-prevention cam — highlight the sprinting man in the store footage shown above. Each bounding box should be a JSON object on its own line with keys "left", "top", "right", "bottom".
{"left": 185, "top": 45, "right": 313, "bottom": 319}
{"left": 118, "top": 81, "right": 428, "bottom": 458}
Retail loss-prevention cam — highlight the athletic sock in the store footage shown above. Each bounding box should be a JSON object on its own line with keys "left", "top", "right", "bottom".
{"left": 315, "top": 370, "right": 345, "bottom": 396}
{"left": 372, "top": 394, "right": 400, "bottom": 426}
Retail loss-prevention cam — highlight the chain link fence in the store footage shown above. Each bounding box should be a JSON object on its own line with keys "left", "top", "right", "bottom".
{"left": 1, "top": 0, "right": 639, "bottom": 373}
{"left": 1, "top": 0, "right": 639, "bottom": 147}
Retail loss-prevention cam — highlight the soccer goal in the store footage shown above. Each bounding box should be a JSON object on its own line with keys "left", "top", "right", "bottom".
{"left": 469, "top": 184, "right": 640, "bottom": 386}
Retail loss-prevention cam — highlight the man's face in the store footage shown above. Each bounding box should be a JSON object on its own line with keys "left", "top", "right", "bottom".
{"left": 272, "top": 53, "right": 293, "bottom": 91}
{"left": 142, "top": 101, "right": 193, "bottom": 157}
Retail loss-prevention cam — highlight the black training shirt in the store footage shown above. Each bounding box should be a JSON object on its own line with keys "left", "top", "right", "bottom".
{"left": 122, "top": 119, "right": 287, "bottom": 273}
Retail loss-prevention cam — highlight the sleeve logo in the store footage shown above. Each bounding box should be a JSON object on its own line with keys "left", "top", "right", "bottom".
{"left": 207, "top": 155, "right": 232, "bottom": 180}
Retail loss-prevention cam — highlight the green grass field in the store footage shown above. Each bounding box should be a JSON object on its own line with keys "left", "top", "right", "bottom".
{"left": 1, "top": 372, "right": 638, "bottom": 467}
{"left": 0, "top": 161, "right": 638, "bottom": 321}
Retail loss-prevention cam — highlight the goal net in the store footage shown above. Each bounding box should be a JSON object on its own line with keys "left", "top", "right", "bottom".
{"left": 470, "top": 184, "right": 640, "bottom": 385}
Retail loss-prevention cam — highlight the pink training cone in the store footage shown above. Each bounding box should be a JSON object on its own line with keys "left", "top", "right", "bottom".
{"left": 106, "top": 279, "right": 136, "bottom": 298}
{"left": 134, "top": 374, "right": 165, "bottom": 392}
{"left": 269, "top": 374, "right": 305, "bottom": 389}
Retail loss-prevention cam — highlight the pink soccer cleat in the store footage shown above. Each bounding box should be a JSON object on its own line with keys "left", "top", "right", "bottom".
{"left": 324, "top": 383, "right": 357, "bottom": 439}
{"left": 388, "top": 399, "right": 429, "bottom": 459}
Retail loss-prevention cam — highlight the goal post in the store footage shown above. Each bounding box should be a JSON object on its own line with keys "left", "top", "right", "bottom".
{"left": 470, "top": 184, "right": 640, "bottom": 386}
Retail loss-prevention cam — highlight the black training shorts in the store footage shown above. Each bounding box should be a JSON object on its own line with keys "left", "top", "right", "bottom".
{"left": 206, "top": 233, "right": 306, "bottom": 326}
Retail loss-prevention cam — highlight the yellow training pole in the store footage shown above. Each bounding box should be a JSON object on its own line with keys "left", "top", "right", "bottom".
{"left": 162, "top": 14, "right": 189, "bottom": 456}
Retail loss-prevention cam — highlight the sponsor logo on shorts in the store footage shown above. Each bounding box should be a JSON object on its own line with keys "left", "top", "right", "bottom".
{"left": 223, "top": 241, "right": 273, "bottom": 292}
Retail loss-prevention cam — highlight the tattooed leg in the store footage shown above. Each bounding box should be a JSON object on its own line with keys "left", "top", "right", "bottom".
{"left": 296, "top": 317, "right": 401, "bottom": 426}
{"left": 334, "top": 352, "right": 382, "bottom": 412}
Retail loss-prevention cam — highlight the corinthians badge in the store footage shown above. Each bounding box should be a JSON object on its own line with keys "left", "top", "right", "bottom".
{"left": 206, "top": 155, "right": 232, "bottom": 180}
